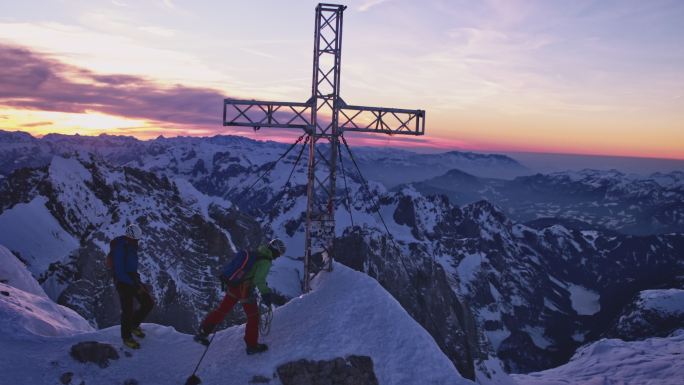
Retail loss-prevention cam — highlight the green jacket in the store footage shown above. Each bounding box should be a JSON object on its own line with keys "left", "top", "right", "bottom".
{"left": 243, "top": 245, "right": 274, "bottom": 294}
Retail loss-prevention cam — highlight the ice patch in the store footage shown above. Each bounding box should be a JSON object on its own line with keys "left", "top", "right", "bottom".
{"left": 524, "top": 326, "right": 553, "bottom": 349}
{"left": 571, "top": 331, "right": 586, "bottom": 342}
{"left": 567, "top": 284, "right": 601, "bottom": 315}
{"left": 486, "top": 329, "right": 511, "bottom": 351}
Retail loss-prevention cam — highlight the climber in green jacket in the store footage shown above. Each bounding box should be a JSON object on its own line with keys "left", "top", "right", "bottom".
{"left": 194, "top": 239, "right": 286, "bottom": 355}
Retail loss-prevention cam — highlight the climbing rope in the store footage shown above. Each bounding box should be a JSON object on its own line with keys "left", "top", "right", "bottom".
{"left": 340, "top": 135, "right": 397, "bottom": 244}
{"left": 233, "top": 133, "right": 307, "bottom": 204}
{"left": 266, "top": 135, "right": 310, "bottom": 216}
{"left": 259, "top": 300, "right": 274, "bottom": 336}
{"left": 337, "top": 141, "right": 355, "bottom": 228}
{"left": 284, "top": 135, "right": 310, "bottom": 188}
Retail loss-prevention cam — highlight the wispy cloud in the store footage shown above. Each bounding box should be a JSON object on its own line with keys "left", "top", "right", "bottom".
{"left": 357, "top": 0, "right": 394, "bottom": 12}
{"left": 138, "top": 25, "right": 176, "bottom": 37}
{"left": 0, "top": 43, "right": 225, "bottom": 127}
{"left": 161, "top": 0, "right": 177, "bottom": 11}
{"left": 20, "top": 121, "right": 53, "bottom": 128}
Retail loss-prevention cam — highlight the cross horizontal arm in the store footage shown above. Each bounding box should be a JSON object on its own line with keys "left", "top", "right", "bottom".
{"left": 224, "top": 98, "right": 313, "bottom": 130}
{"left": 337, "top": 101, "right": 425, "bottom": 136}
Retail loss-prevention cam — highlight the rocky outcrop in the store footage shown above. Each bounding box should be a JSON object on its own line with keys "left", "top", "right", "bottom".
{"left": 276, "top": 356, "right": 379, "bottom": 385}
{"left": 335, "top": 228, "right": 482, "bottom": 381}
{"left": 69, "top": 341, "right": 119, "bottom": 368}
{"left": 607, "top": 289, "right": 684, "bottom": 340}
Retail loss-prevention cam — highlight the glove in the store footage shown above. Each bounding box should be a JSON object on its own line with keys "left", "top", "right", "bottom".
{"left": 261, "top": 292, "right": 273, "bottom": 307}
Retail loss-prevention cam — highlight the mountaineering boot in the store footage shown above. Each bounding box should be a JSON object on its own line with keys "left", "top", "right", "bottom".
{"left": 132, "top": 327, "right": 146, "bottom": 339}
{"left": 123, "top": 337, "right": 141, "bottom": 349}
{"left": 193, "top": 330, "right": 210, "bottom": 346}
{"left": 246, "top": 343, "right": 268, "bottom": 355}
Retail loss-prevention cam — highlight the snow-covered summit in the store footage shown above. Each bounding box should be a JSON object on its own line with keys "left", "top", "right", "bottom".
{"left": 0, "top": 263, "right": 472, "bottom": 385}
{"left": 513, "top": 330, "right": 684, "bottom": 385}
{"left": 608, "top": 289, "right": 684, "bottom": 341}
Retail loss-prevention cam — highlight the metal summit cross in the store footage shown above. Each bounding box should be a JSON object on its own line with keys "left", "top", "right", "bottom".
{"left": 223, "top": 3, "right": 425, "bottom": 292}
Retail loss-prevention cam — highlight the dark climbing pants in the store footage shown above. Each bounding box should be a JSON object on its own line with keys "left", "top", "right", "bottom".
{"left": 116, "top": 282, "right": 154, "bottom": 339}
{"left": 200, "top": 283, "right": 259, "bottom": 347}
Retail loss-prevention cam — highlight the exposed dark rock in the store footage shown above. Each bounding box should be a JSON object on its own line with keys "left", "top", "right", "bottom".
{"left": 335, "top": 229, "right": 479, "bottom": 381}
{"left": 123, "top": 379, "right": 138, "bottom": 385}
{"left": 208, "top": 206, "right": 263, "bottom": 251}
{"left": 249, "top": 375, "right": 271, "bottom": 384}
{"left": 277, "top": 356, "right": 378, "bottom": 385}
{"left": 59, "top": 372, "right": 73, "bottom": 385}
{"left": 69, "top": 341, "right": 119, "bottom": 368}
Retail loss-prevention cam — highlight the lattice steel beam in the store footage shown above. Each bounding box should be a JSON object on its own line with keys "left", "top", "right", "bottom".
{"left": 223, "top": 99, "right": 313, "bottom": 130}
{"left": 338, "top": 100, "right": 425, "bottom": 136}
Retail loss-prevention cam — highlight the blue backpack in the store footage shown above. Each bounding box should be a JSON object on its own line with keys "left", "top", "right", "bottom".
{"left": 220, "top": 250, "right": 256, "bottom": 287}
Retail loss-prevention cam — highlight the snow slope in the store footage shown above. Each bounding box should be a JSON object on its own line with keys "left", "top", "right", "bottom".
{"left": 637, "top": 289, "right": 684, "bottom": 314}
{"left": 0, "top": 249, "right": 92, "bottom": 338}
{"left": 0, "top": 263, "right": 471, "bottom": 385}
{"left": 513, "top": 330, "right": 684, "bottom": 385}
{"left": 0, "top": 244, "right": 46, "bottom": 297}
{"left": 0, "top": 282, "right": 94, "bottom": 338}
{"left": 0, "top": 196, "right": 79, "bottom": 274}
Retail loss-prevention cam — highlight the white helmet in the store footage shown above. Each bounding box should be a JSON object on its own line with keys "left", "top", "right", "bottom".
{"left": 125, "top": 224, "right": 143, "bottom": 240}
{"left": 268, "top": 238, "right": 286, "bottom": 257}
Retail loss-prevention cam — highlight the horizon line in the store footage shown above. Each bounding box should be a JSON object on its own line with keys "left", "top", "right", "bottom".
{"left": 3, "top": 128, "right": 684, "bottom": 163}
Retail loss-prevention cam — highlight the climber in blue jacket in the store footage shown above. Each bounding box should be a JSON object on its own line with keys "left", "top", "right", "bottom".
{"left": 109, "top": 224, "right": 154, "bottom": 349}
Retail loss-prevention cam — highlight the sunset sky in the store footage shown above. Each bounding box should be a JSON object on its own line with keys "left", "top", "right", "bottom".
{"left": 1, "top": 0, "right": 683, "bottom": 159}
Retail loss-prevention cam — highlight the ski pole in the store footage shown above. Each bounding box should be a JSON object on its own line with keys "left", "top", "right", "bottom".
{"left": 184, "top": 331, "right": 218, "bottom": 385}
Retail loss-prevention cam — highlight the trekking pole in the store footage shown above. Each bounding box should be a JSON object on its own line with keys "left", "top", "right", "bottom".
{"left": 184, "top": 331, "right": 218, "bottom": 385}
{"left": 185, "top": 290, "right": 226, "bottom": 385}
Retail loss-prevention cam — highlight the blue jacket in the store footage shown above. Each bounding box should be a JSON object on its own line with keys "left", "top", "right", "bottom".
{"left": 110, "top": 236, "right": 139, "bottom": 285}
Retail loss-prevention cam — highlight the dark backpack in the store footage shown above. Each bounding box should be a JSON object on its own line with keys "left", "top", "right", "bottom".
{"left": 106, "top": 239, "right": 116, "bottom": 271}
{"left": 220, "top": 250, "right": 256, "bottom": 287}
{"left": 106, "top": 237, "right": 131, "bottom": 273}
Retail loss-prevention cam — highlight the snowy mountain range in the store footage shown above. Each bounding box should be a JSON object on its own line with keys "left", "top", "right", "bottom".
{"left": 0, "top": 130, "right": 528, "bottom": 185}
{"left": 332, "top": 188, "right": 683, "bottom": 372}
{"left": 0, "top": 130, "right": 682, "bottom": 383}
{"left": 407, "top": 168, "right": 684, "bottom": 235}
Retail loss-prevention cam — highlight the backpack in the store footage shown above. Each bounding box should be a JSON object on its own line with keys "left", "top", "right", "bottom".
{"left": 105, "top": 239, "right": 116, "bottom": 270}
{"left": 220, "top": 250, "right": 256, "bottom": 287}
{"left": 106, "top": 237, "right": 131, "bottom": 274}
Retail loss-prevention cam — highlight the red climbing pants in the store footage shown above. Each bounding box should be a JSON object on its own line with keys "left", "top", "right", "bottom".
{"left": 200, "top": 283, "right": 259, "bottom": 347}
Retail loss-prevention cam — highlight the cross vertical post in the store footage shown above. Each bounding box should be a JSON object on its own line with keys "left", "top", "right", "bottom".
{"left": 222, "top": 3, "right": 426, "bottom": 292}
{"left": 304, "top": 3, "right": 345, "bottom": 292}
